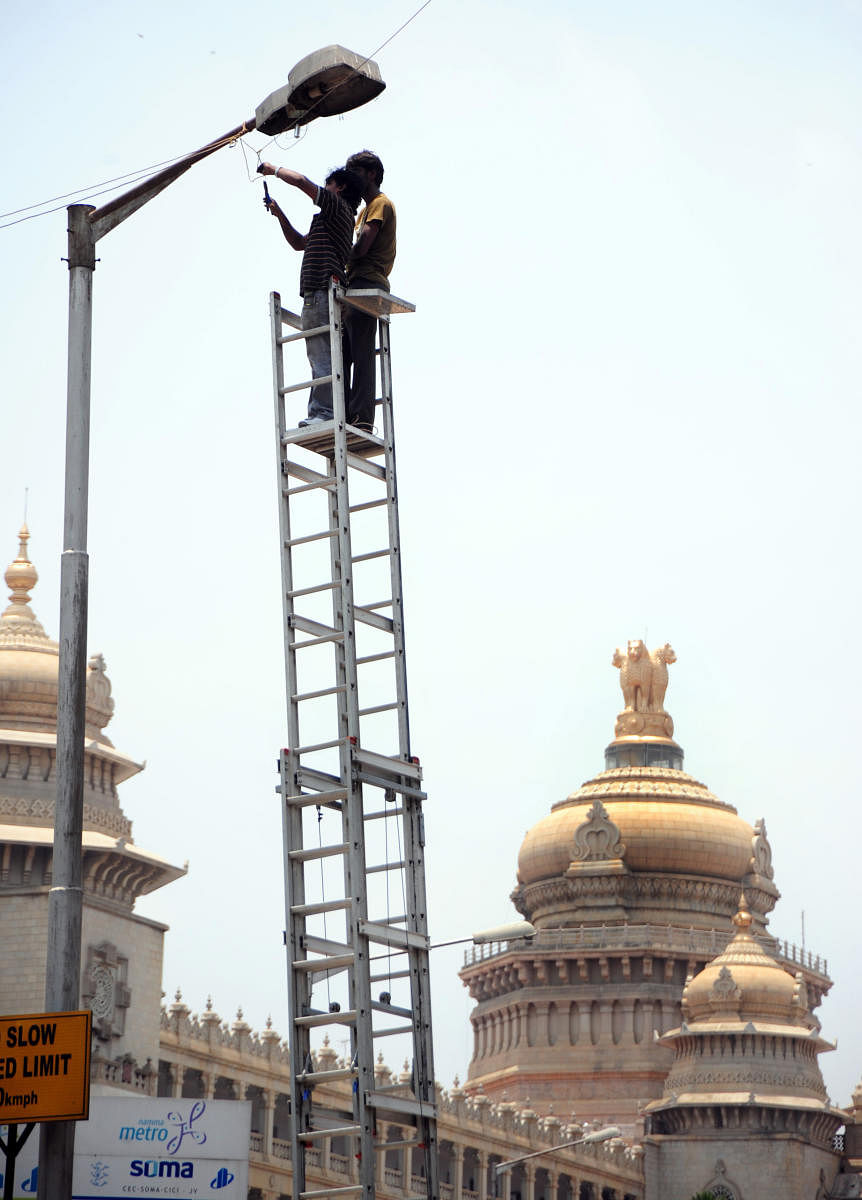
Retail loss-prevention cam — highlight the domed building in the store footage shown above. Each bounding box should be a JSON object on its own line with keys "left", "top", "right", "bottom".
{"left": 642, "top": 895, "right": 847, "bottom": 1198}
{"left": 0, "top": 525, "right": 184, "bottom": 1079}
{"left": 460, "top": 639, "right": 831, "bottom": 1131}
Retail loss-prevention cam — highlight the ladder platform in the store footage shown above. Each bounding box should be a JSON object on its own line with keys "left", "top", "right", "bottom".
{"left": 341, "top": 288, "right": 415, "bottom": 317}
{"left": 282, "top": 420, "right": 385, "bottom": 459}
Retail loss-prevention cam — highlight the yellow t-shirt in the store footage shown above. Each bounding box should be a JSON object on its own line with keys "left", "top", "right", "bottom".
{"left": 348, "top": 191, "right": 396, "bottom": 290}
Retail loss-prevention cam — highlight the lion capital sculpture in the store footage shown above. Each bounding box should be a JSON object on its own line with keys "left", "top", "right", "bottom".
{"left": 612, "top": 639, "right": 676, "bottom": 715}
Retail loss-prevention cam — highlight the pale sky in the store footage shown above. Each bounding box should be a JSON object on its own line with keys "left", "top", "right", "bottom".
{"left": 2, "top": 0, "right": 862, "bottom": 1107}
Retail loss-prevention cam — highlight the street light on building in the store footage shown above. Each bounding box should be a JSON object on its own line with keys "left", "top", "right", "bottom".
{"left": 44, "top": 45, "right": 384, "bottom": 1200}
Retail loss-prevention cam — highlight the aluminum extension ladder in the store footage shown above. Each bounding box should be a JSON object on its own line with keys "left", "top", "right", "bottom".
{"left": 269, "top": 282, "right": 439, "bottom": 1200}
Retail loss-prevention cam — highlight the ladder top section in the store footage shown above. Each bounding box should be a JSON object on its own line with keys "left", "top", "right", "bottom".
{"left": 340, "top": 288, "right": 415, "bottom": 317}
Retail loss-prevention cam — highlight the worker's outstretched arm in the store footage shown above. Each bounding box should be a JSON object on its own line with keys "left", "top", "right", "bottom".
{"left": 259, "top": 162, "right": 319, "bottom": 202}
{"left": 267, "top": 198, "right": 306, "bottom": 251}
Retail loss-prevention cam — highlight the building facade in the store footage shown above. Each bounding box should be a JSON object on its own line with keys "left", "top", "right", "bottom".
{"left": 1, "top": 528, "right": 861, "bottom": 1199}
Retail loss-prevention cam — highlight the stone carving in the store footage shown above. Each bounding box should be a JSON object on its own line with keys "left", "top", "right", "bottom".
{"left": 612, "top": 639, "right": 676, "bottom": 714}
{"left": 749, "top": 818, "right": 775, "bottom": 880}
{"left": 613, "top": 640, "right": 653, "bottom": 713}
{"left": 82, "top": 941, "right": 131, "bottom": 1043}
{"left": 87, "top": 652, "right": 115, "bottom": 727}
{"left": 709, "top": 965, "right": 742, "bottom": 1007}
{"left": 571, "top": 801, "right": 625, "bottom": 863}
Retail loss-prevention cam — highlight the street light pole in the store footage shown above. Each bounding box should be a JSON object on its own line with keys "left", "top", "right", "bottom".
{"left": 40, "top": 47, "right": 385, "bottom": 1198}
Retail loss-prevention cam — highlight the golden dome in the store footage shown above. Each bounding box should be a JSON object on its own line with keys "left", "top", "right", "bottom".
{"left": 518, "top": 765, "right": 753, "bottom": 885}
{"left": 682, "top": 896, "right": 809, "bottom": 1026}
{"left": 0, "top": 527, "right": 114, "bottom": 741}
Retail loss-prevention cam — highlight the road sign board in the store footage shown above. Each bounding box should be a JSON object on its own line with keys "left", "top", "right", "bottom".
{"left": 0, "top": 1010, "right": 91, "bottom": 1123}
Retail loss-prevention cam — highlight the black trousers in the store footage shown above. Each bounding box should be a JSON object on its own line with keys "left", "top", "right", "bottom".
{"left": 343, "top": 278, "right": 379, "bottom": 429}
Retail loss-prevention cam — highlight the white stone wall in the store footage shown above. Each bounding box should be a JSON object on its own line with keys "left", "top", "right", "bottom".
{"left": 0, "top": 892, "right": 166, "bottom": 1066}
{"left": 644, "top": 1134, "right": 840, "bottom": 1200}
{"left": 81, "top": 901, "right": 166, "bottom": 1065}
{"left": 0, "top": 893, "right": 49, "bottom": 1013}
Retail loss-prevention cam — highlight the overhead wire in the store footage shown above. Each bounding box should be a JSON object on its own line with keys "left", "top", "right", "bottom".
{"left": 1, "top": 0, "right": 434, "bottom": 230}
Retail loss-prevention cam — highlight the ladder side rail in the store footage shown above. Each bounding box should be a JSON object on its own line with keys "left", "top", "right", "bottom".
{"left": 377, "top": 317, "right": 411, "bottom": 760}
{"left": 281, "top": 755, "right": 313, "bottom": 1199}
{"left": 272, "top": 292, "right": 315, "bottom": 1197}
{"left": 379, "top": 315, "right": 439, "bottom": 1200}
{"left": 329, "top": 285, "right": 377, "bottom": 1200}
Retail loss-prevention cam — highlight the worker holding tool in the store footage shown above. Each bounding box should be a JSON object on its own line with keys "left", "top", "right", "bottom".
{"left": 343, "top": 151, "right": 397, "bottom": 432}
{"left": 259, "top": 161, "right": 363, "bottom": 426}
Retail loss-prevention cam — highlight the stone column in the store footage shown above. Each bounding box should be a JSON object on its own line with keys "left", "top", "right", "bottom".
{"left": 453, "top": 1144, "right": 465, "bottom": 1200}
{"left": 263, "top": 1089, "right": 275, "bottom": 1158}
{"left": 546, "top": 1169, "right": 558, "bottom": 1200}
{"left": 376, "top": 1122, "right": 388, "bottom": 1193}
{"left": 170, "top": 1063, "right": 182, "bottom": 1099}
{"left": 620, "top": 1001, "right": 635, "bottom": 1045}
{"left": 201, "top": 1071, "right": 215, "bottom": 1100}
{"left": 524, "top": 1163, "right": 536, "bottom": 1200}
{"left": 478, "top": 1151, "right": 489, "bottom": 1200}
{"left": 500, "top": 1170, "right": 512, "bottom": 1200}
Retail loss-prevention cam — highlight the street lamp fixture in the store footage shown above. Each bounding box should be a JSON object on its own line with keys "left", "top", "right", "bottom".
{"left": 494, "top": 1126, "right": 622, "bottom": 1175}
{"left": 43, "top": 45, "right": 384, "bottom": 1200}
{"left": 431, "top": 921, "right": 537, "bottom": 950}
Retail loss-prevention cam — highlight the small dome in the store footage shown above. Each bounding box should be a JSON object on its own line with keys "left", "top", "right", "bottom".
{"left": 683, "top": 896, "right": 809, "bottom": 1026}
{"left": 0, "top": 527, "right": 115, "bottom": 742}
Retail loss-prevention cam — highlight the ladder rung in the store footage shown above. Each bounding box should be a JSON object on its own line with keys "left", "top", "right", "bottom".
{"left": 294, "top": 1009, "right": 357, "bottom": 1028}
{"left": 279, "top": 307, "right": 302, "bottom": 330}
{"left": 371, "top": 969, "right": 411, "bottom": 982}
{"left": 285, "top": 529, "right": 338, "bottom": 548}
{"left": 293, "top": 954, "right": 355, "bottom": 973}
{"left": 281, "top": 373, "right": 333, "bottom": 396}
{"left": 288, "top": 580, "right": 341, "bottom": 599}
{"left": 288, "top": 842, "right": 349, "bottom": 862}
{"left": 303, "top": 934, "right": 353, "bottom": 956}
{"left": 368, "top": 914, "right": 407, "bottom": 927}
{"left": 349, "top": 498, "right": 388, "bottom": 514}
{"left": 351, "top": 747, "right": 422, "bottom": 783}
{"left": 372, "top": 1024, "right": 415, "bottom": 1039}
{"left": 360, "top": 920, "right": 428, "bottom": 950}
{"left": 366, "top": 860, "right": 406, "bottom": 874}
{"left": 284, "top": 478, "right": 337, "bottom": 496}
{"left": 294, "top": 633, "right": 345, "bottom": 650}
{"left": 372, "top": 1000, "right": 413, "bottom": 1019}
{"left": 300, "top": 1125, "right": 361, "bottom": 1142}
{"left": 290, "top": 898, "right": 351, "bottom": 916}
{"left": 356, "top": 650, "right": 396, "bottom": 665}
{"left": 352, "top": 548, "right": 390, "bottom": 564}
{"left": 364, "top": 807, "right": 404, "bottom": 821}
{"left": 283, "top": 460, "right": 332, "bottom": 486}
{"left": 297, "top": 1067, "right": 358, "bottom": 1085}
{"left": 347, "top": 453, "right": 386, "bottom": 481}
{"left": 279, "top": 322, "right": 331, "bottom": 344}
{"left": 365, "top": 1091, "right": 437, "bottom": 1121}
{"left": 359, "top": 702, "right": 400, "bottom": 717}
{"left": 355, "top": 606, "right": 394, "bottom": 633}
{"left": 286, "top": 790, "right": 348, "bottom": 810}
{"left": 292, "top": 684, "right": 347, "bottom": 702}
{"left": 355, "top": 771, "right": 427, "bottom": 801}
{"left": 300, "top": 1189, "right": 363, "bottom": 1200}
{"left": 291, "top": 615, "right": 340, "bottom": 638}
{"left": 293, "top": 737, "right": 346, "bottom": 754}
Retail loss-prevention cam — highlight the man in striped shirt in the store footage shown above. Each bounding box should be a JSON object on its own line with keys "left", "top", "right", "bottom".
{"left": 260, "top": 162, "right": 362, "bottom": 425}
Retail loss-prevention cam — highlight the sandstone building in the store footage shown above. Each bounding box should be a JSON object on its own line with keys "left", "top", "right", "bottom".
{"left": 1, "top": 527, "right": 860, "bottom": 1199}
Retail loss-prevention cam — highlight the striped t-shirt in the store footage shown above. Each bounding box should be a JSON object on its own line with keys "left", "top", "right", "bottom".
{"left": 299, "top": 186, "right": 355, "bottom": 297}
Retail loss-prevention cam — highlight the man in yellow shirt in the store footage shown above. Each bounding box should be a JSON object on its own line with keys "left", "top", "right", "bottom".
{"left": 344, "top": 150, "right": 397, "bottom": 431}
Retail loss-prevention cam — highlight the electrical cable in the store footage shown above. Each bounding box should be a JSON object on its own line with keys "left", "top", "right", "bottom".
{"left": 1, "top": 0, "right": 434, "bottom": 230}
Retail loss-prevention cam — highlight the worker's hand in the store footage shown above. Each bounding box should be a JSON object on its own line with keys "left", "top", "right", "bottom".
{"left": 268, "top": 198, "right": 283, "bottom": 218}
{"left": 259, "top": 161, "right": 277, "bottom": 177}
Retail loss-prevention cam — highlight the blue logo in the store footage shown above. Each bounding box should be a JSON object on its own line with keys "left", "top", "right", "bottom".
{"left": 90, "top": 1161, "right": 110, "bottom": 1187}
{"left": 20, "top": 1167, "right": 38, "bottom": 1192}
{"left": 211, "top": 1166, "right": 235, "bottom": 1189}
{"left": 166, "top": 1099, "right": 207, "bottom": 1154}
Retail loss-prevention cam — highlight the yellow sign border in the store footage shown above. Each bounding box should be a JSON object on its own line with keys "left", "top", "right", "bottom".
{"left": 0, "top": 1010, "right": 91, "bottom": 1123}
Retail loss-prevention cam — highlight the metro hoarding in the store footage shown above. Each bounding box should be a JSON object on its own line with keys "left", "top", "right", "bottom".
{"left": 1, "top": 1096, "right": 251, "bottom": 1198}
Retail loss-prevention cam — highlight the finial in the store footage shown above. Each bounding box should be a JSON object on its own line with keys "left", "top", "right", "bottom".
{"left": 266, "top": 1015, "right": 273, "bottom": 1030}
{"left": 205, "top": 996, "right": 213, "bottom": 1012}
{"left": 174, "top": 988, "right": 182, "bottom": 1003}
{"left": 732, "top": 892, "right": 753, "bottom": 932}
{"left": 3, "top": 524, "right": 40, "bottom": 622}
